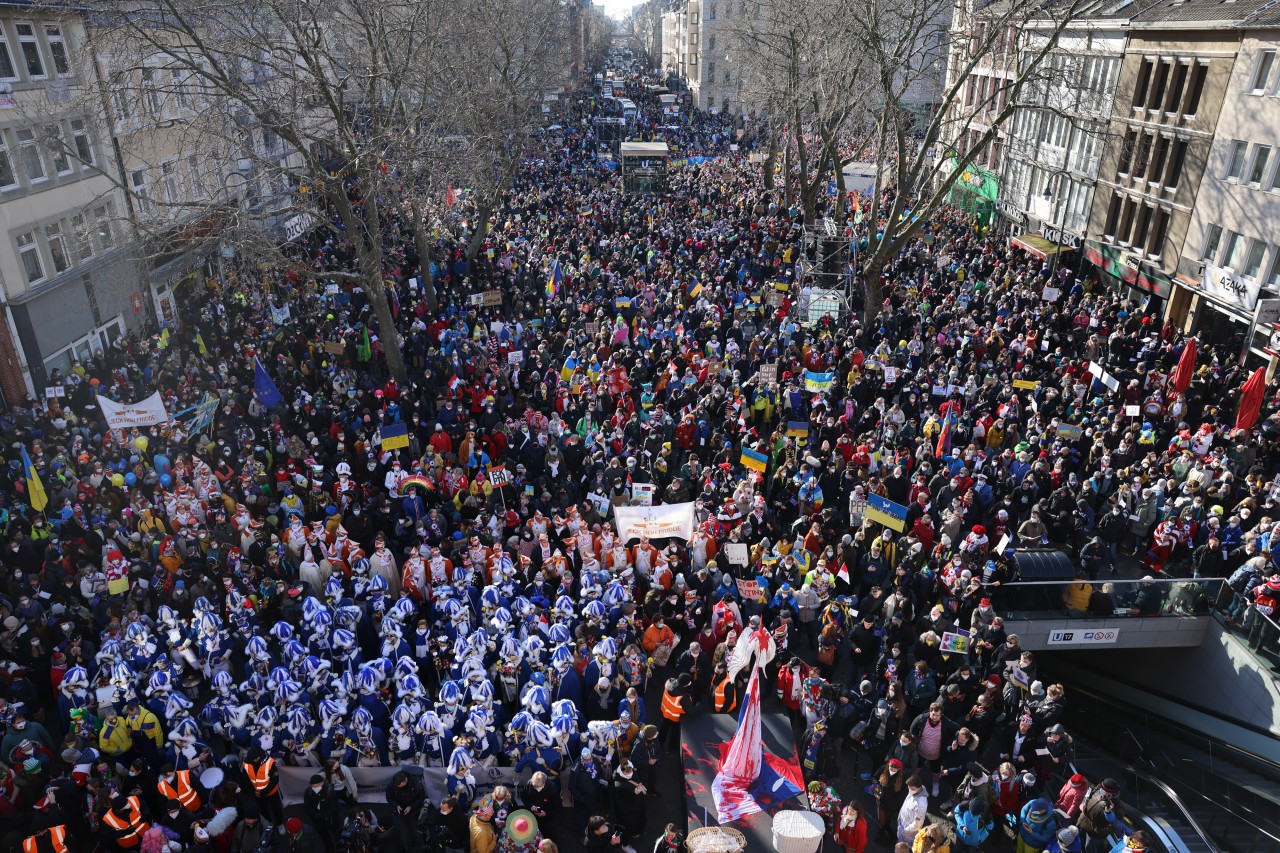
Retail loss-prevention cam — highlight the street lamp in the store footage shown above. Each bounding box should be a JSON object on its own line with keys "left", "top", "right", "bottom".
{"left": 1042, "top": 168, "right": 1071, "bottom": 284}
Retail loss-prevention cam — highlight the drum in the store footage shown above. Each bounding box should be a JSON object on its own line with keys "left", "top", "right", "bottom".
{"left": 199, "top": 767, "right": 224, "bottom": 790}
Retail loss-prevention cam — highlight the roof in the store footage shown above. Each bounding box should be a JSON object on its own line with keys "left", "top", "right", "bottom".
{"left": 619, "top": 142, "right": 670, "bottom": 157}
{"left": 1129, "top": 0, "right": 1276, "bottom": 25}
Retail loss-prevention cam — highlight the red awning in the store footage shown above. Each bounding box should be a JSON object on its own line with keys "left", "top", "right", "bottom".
{"left": 1011, "top": 233, "right": 1070, "bottom": 259}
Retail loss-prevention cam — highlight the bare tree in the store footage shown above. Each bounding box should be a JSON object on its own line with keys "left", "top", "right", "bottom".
{"left": 623, "top": 0, "right": 664, "bottom": 72}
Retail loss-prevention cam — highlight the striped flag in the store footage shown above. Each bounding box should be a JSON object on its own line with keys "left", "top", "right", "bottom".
{"left": 786, "top": 421, "right": 809, "bottom": 441}
{"left": 740, "top": 446, "right": 769, "bottom": 473}
{"left": 866, "top": 493, "right": 908, "bottom": 532}
{"left": 804, "top": 370, "right": 834, "bottom": 392}
{"left": 560, "top": 355, "right": 578, "bottom": 381}
{"left": 936, "top": 411, "right": 955, "bottom": 458}
{"left": 687, "top": 277, "right": 702, "bottom": 298}
{"left": 20, "top": 444, "right": 46, "bottom": 512}
{"left": 546, "top": 260, "right": 564, "bottom": 299}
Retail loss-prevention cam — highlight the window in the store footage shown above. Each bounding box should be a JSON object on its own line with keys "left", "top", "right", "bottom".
{"left": 69, "top": 212, "right": 91, "bottom": 263}
{"left": 45, "top": 223, "right": 68, "bottom": 274}
{"left": 708, "top": 3, "right": 717, "bottom": 19}
{"left": 1252, "top": 50, "right": 1276, "bottom": 94}
{"left": 1246, "top": 145, "right": 1272, "bottom": 186}
{"left": 1245, "top": 239, "right": 1267, "bottom": 279}
{"left": 1165, "top": 139, "right": 1188, "bottom": 190}
{"left": 1222, "top": 232, "right": 1247, "bottom": 270}
{"left": 186, "top": 154, "right": 201, "bottom": 197}
{"left": 17, "top": 232, "right": 42, "bottom": 283}
{"left": 44, "top": 25, "right": 69, "bottom": 76}
{"left": 15, "top": 128, "right": 43, "bottom": 181}
{"left": 708, "top": 35, "right": 716, "bottom": 52}
{"left": 71, "top": 120, "right": 93, "bottom": 166}
{"left": 141, "top": 68, "right": 160, "bottom": 114}
{"left": 0, "top": 29, "right": 17, "bottom": 79}
{"left": 162, "top": 160, "right": 179, "bottom": 204}
{"left": 0, "top": 137, "right": 15, "bottom": 189}
{"left": 1226, "top": 140, "right": 1248, "bottom": 180}
{"left": 131, "top": 169, "right": 153, "bottom": 215}
{"left": 94, "top": 204, "right": 114, "bottom": 249}
{"left": 15, "top": 23, "right": 43, "bottom": 78}
{"left": 1201, "top": 224, "right": 1223, "bottom": 261}
{"left": 1183, "top": 62, "right": 1208, "bottom": 115}
{"left": 45, "top": 125, "right": 69, "bottom": 174}
{"left": 111, "top": 84, "right": 133, "bottom": 120}
{"left": 1117, "top": 128, "right": 1138, "bottom": 175}
{"left": 1267, "top": 251, "right": 1280, "bottom": 288}
{"left": 1103, "top": 194, "right": 1122, "bottom": 238}
{"left": 261, "top": 128, "right": 277, "bottom": 155}
{"left": 170, "top": 69, "right": 190, "bottom": 111}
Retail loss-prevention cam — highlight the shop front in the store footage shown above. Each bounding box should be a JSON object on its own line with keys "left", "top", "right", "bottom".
{"left": 1181, "top": 262, "right": 1279, "bottom": 369}
{"left": 1082, "top": 240, "right": 1175, "bottom": 318}
{"left": 946, "top": 160, "right": 999, "bottom": 228}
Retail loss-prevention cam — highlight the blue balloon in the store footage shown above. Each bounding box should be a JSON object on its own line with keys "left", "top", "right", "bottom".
{"left": 124, "top": 473, "right": 137, "bottom": 486}
{"left": 159, "top": 474, "right": 173, "bottom": 488}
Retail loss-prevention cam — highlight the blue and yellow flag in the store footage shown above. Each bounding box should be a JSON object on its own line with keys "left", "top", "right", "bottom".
{"left": 20, "top": 444, "right": 46, "bottom": 513}
{"left": 786, "top": 421, "right": 810, "bottom": 442}
{"left": 380, "top": 422, "right": 409, "bottom": 451}
{"left": 740, "top": 446, "right": 769, "bottom": 473}
{"left": 560, "top": 355, "right": 578, "bottom": 381}
{"left": 804, "top": 370, "right": 834, "bottom": 392}
{"left": 687, "top": 278, "right": 702, "bottom": 298}
{"left": 615, "top": 296, "right": 632, "bottom": 309}
{"left": 866, "top": 493, "right": 908, "bottom": 532}
{"left": 546, "top": 260, "right": 564, "bottom": 298}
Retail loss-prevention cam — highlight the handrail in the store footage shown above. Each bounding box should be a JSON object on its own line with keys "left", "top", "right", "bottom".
{"left": 1159, "top": 773, "right": 1280, "bottom": 848}
{"left": 1128, "top": 766, "right": 1221, "bottom": 851}
{"left": 1065, "top": 676, "right": 1280, "bottom": 776}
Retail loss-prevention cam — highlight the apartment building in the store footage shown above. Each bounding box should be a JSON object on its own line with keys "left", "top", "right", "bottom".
{"left": 999, "top": 1, "right": 1138, "bottom": 252}
{"left": 1177, "top": 17, "right": 1280, "bottom": 365}
{"left": 0, "top": 6, "right": 138, "bottom": 401}
{"left": 944, "top": 0, "right": 1020, "bottom": 177}
{"left": 659, "top": 0, "right": 747, "bottom": 115}
{"left": 1084, "top": 0, "right": 1258, "bottom": 323}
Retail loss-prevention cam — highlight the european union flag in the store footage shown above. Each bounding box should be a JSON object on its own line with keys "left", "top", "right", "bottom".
{"left": 253, "top": 357, "right": 283, "bottom": 409}
{"left": 866, "top": 493, "right": 908, "bottom": 532}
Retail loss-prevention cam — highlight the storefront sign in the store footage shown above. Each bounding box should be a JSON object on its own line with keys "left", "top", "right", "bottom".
{"left": 1042, "top": 225, "right": 1081, "bottom": 249}
{"left": 1200, "top": 263, "right": 1261, "bottom": 312}
{"left": 283, "top": 212, "right": 318, "bottom": 243}
{"left": 1254, "top": 298, "right": 1280, "bottom": 328}
{"left": 995, "top": 200, "right": 1026, "bottom": 227}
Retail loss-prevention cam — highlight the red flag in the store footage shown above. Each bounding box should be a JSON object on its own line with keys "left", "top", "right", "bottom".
{"left": 1170, "top": 338, "right": 1197, "bottom": 393}
{"left": 445, "top": 184, "right": 455, "bottom": 208}
{"left": 1235, "top": 367, "right": 1267, "bottom": 432}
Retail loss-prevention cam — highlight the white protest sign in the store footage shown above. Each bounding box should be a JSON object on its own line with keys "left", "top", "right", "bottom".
{"left": 724, "top": 543, "right": 749, "bottom": 565}
{"left": 613, "top": 502, "right": 696, "bottom": 542}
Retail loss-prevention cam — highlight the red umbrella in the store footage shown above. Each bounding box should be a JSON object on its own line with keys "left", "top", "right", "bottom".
{"left": 1170, "top": 338, "right": 1197, "bottom": 393}
{"left": 1235, "top": 367, "right": 1267, "bottom": 432}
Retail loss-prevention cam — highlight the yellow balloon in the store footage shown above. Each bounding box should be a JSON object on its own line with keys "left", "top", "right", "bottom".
{"left": 134, "top": 436, "right": 149, "bottom": 452}
{"left": 111, "top": 473, "right": 125, "bottom": 487}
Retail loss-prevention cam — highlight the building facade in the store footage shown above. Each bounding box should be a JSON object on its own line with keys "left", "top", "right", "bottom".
{"left": 0, "top": 6, "right": 138, "bottom": 401}
{"left": 1000, "top": 4, "right": 1129, "bottom": 253}
{"left": 1177, "top": 22, "right": 1280, "bottom": 365}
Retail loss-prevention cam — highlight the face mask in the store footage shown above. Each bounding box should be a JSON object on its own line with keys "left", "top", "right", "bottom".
{"left": 13, "top": 722, "right": 25, "bottom": 731}
{"left": 312, "top": 785, "right": 323, "bottom": 793}
{"left": 889, "top": 768, "right": 899, "bottom": 775}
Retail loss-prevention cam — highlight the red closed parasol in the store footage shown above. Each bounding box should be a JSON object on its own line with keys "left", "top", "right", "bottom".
{"left": 1170, "top": 338, "right": 1197, "bottom": 393}
{"left": 1235, "top": 367, "right": 1267, "bottom": 432}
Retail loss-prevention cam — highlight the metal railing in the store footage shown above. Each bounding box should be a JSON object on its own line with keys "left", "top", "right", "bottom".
{"left": 1219, "top": 603, "right": 1280, "bottom": 677}
{"left": 989, "top": 576, "right": 1225, "bottom": 621}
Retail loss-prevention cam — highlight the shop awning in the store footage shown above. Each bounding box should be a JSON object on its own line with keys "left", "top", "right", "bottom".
{"left": 1011, "top": 233, "right": 1071, "bottom": 259}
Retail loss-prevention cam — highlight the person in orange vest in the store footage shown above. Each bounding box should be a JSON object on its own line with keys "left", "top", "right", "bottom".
{"left": 658, "top": 674, "right": 692, "bottom": 751}
{"left": 242, "top": 746, "right": 285, "bottom": 828}
{"left": 156, "top": 763, "right": 203, "bottom": 813}
{"left": 100, "top": 794, "right": 149, "bottom": 850}
{"left": 711, "top": 662, "right": 739, "bottom": 715}
{"left": 22, "top": 825, "right": 69, "bottom": 853}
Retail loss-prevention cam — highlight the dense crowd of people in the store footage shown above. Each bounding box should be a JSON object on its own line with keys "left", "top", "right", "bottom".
{"left": 2, "top": 61, "right": 1279, "bottom": 853}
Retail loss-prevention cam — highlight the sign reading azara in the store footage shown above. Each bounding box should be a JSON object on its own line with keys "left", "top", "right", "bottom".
{"left": 613, "top": 501, "right": 696, "bottom": 542}
{"left": 97, "top": 391, "right": 169, "bottom": 430}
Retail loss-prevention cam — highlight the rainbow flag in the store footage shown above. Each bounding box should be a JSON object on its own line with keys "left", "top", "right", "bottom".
{"left": 740, "top": 446, "right": 769, "bottom": 473}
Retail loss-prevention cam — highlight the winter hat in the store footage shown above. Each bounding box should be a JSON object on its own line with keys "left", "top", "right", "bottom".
{"left": 1101, "top": 778, "right": 1121, "bottom": 794}
{"left": 285, "top": 818, "right": 303, "bottom": 835}
{"left": 969, "top": 797, "right": 988, "bottom": 817}
{"left": 1058, "top": 826, "right": 1080, "bottom": 845}
{"left": 1069, "top": 773, "right": 1086, "bottom": 785}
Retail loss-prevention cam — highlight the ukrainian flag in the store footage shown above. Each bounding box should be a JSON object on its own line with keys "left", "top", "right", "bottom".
{"left": 804, "top": 370, "right": 835, "bottom": 392}
{"left": 866, "top": 493, "right": 908, "bottom": 532}
{"left": 615, "top": 296, "right": 632, "bottom": 309}
{"left": 740, "top": 446, "right": 769, "bottom": 473}
{"left": 546, "top": 260, "right": 564, "bottom": 298}
{"left": 560, "top": 355, "right": 578, "bottom": 381}
{"left": 21, "top": 444, "right": 46, "bottom": 512}
{"left": 786, "top": 421, "right": 810, "bottom": 442}
{"left": 687, "top": 278, "right": 702, "bottom": 298}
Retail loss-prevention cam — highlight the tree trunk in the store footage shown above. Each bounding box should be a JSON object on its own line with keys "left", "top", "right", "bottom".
{"left": 783, "top": 145, "right": 794, "bottom": 207}
{"left": 862, "top": 254, "right": 886, "bottom": 325}
{"left": 331, "top": 188, "right": 408, "bottom": 383}
{"left": 465, "top": 199, "right": 495, "bottom": 262}
{"left": 763, "top": 128, "right": 778, "bottom": 192}
{"left": 413, "top": 226, "right": 439, "bottom": 313}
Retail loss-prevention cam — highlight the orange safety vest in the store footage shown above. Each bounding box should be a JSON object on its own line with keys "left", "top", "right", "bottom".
{"left": 661, "top": 687, "right": 685, "bottom": 722}
{"left": 158, "top": 769, "right": 202, "bottom": 811}
{"left": 102, "top": 796, "right": 148, "bottom": 848}
{"left": 22, "top": 826, "right": 68, "bottom": 853}
{"left": 712, "top": 676, "right": 736, "bottom": 713}
{"left": 244, "top": 758, "right": 278, "bottom": 796}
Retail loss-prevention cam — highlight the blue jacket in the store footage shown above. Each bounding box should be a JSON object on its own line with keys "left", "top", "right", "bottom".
{"left": 953, "top": 804, "right": 993, "bottom": 847}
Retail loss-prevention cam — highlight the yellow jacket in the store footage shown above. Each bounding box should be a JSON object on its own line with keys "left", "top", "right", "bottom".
{"left": 126, "top": 708, "right": 164, "bottom": 748}
{"left": 99, "top": 719, "right": 134, "bottom": 756}
{"left": 1063, "top": 582, "right": 1093, "bottom": 612}
{"left": 468, "top": 817, "right": 496, "bottom": 853}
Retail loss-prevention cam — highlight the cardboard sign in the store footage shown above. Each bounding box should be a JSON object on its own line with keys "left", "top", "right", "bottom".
{"left": 585, "top": 321, "right": 600, "bottom": 336}
{"left": 481, "top": 290, "right": 503, "bottom": 307}
{"left": 487, "top": 465, "right": 512, "bottom": 487}
{"left": 995, "top": 533, "right": 1010, "bottom": 555}
{"left": 1125, "top": 404, "right": 1141, "bottom": 417}
{"left": 325, "top": 283, "right": 340, "bottom": 295}
{"left": 1042, "top": 286, "right": 1060, "bottom": 301}
{"left": 724, "top": 543, "right": 749, "bottom": 566}
{"left": 631, "top": 482, "right": 655, "bottom": 506}
{"left": 940, "top": 631, "right": 970, "bottom": 654}
{"left": 1012, "top": 379, "right": 1039, "bottom": 390}
{"left": 736, "top": 578, "right": 761, "bottom": 599}
{"left": 44, "top": 386, "right": 64, "bottom": 399}
{"left": 1057, "top": 424, "right": 1083, "bottom": 440}
{"left": 883, "top": 366, "right": 897, "bottom": 384}
{"left": 508, "top": 350, "right": 525, "bottom": 365}
{"left": 759, "top": 363, "right": 778, "bottom": 385}
{"left": 324, "top": 341, "right": 346, "bottom": 355}
{"left": 586, "top": 491, "right": 612, "bottom": 516}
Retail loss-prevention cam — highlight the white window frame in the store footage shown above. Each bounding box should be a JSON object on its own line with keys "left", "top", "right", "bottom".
{"left": 1249, "top": 144, "right": 1272, "bottom": 186}
{"left": 44, "top": 222, "right": 69, "bottom": 274}
{"left": 69, "top": 211, "right": 92, "bottom": 264}
{"left": 1244, "top": 238, "right": 1267, "bottom": 279}
{"left": 1252, "top": 50, "right": 1276, "bottom": 94}
{"left": 0, "top": 26, "right": 18, "bottom": 81}
{"left": 43, "top": 24, "right": 69, "bottom": 77}
{"left": 161, "top": 159, "right": 180, "bottom": 204}
{"left": 15, "top": 128, "right": 44, "bottom": 182}
{"left": 70, "top": 119, "right": 93, "bottom": 168}
{"left": 14, "top": 22, "right": 44, "bottom": 79}
{"left": 45, "top": 124, "right": 70, "bottom": 176}
{"left": 93, "top": 204, "right": 115, "bottom": 250}
{"left": 131, "top": 169, "right": 153, "bottom": 215}
{"left": 1201, "top": 223, "right": 1223, "bottom": 261}
{"left": 170, "top": 68, "right": 191, "bottom": 112}
{"left": 1226, "top": 140, "right": 1248, "bottom": 181}
{"left": 0, "top": 134, "right": 17, "bottom": 190}
{"left": 17, "top": 231, "right": 43, "bottom": 283}
{"left": 140, "top": 67, "right": 161, "bottom": 115}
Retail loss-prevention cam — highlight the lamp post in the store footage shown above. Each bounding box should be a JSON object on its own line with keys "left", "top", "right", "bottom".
{"left": 1042, "top": 168, "right": 1071, "bottom": 285}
